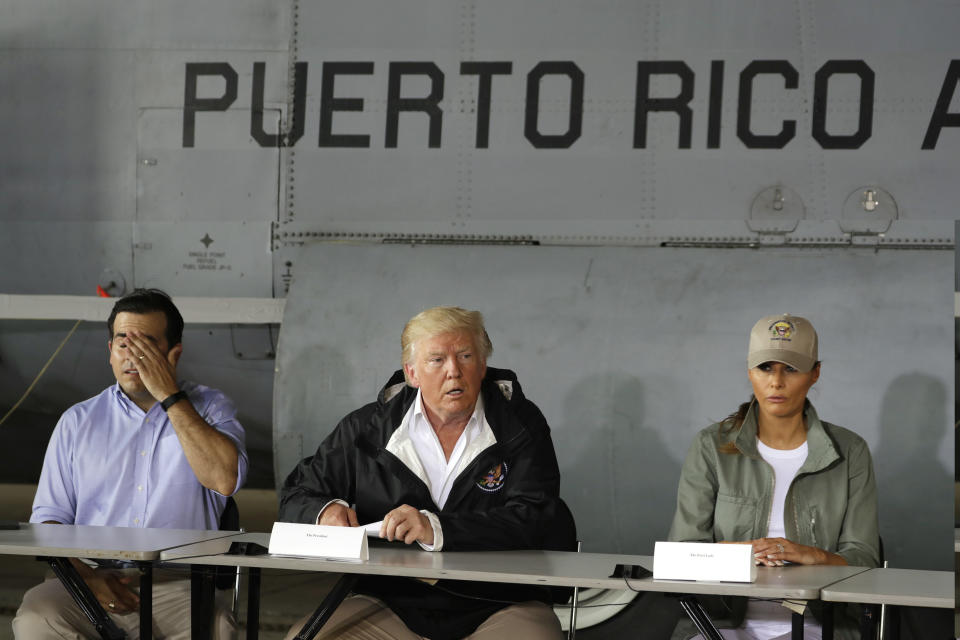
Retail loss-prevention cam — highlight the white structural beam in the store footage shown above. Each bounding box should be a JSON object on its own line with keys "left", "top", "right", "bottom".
{"left": 0, "top": 295, "right": 284, "bottom": 324}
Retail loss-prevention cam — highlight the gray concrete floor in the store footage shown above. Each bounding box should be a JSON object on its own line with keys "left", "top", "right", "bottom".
{"left": 0, "top": 485, "right": 337, "bottom": 640}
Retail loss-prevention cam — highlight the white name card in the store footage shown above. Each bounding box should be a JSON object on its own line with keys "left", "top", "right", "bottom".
{"left": 653, "top": 541, "right": 757, "bottom": 583}
{"left": 268, "top": 522, "right": 369, "bottom": 561}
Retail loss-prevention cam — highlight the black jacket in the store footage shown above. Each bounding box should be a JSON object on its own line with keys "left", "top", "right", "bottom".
{"left": 279, "top": 367, "right": 565, "bottom": 639}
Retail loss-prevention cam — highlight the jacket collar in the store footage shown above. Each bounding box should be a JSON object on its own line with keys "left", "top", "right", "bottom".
{"left": 377, "top": 367, "right": 524, "bottom": 438}
{"left": 734, "top": 401, "right": 840, "bottom": 473}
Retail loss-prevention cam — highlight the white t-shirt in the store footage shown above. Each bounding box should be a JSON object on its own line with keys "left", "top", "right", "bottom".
{"left": 756, "top": 438, "right": 808, "bottom": 539}
{"left": 739, "top": 438, "right": 813, "bottom": 640}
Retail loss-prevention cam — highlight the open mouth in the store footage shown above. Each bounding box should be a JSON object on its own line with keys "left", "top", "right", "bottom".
{"left": 445, "top": 388, "right": 463, "bottom": 397}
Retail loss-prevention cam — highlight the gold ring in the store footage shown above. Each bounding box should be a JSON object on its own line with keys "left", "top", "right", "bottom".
{"left": 138, "top": 355, "right": 145, "bottom": 359}
{"left": 108, "top": 600, "right": 116, "bottom": 609}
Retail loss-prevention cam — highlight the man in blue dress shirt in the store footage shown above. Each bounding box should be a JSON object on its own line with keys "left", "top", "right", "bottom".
{"left": 13, "top": 288, "right": 248, "bottom": 640}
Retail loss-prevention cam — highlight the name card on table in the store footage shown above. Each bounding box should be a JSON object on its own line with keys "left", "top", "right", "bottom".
{"left": 653, "top": 541, "right": 756, "bottom": 583}
{"left": 269, "top": 522, "right": 369, "bottom": 561}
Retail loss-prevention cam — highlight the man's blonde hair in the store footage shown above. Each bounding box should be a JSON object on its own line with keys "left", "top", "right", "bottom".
{"left": 401, "top": 306, "right": 493, "bottom": 380}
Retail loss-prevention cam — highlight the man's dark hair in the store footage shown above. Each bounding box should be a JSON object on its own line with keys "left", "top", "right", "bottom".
{"left": 107, "top": 288, "right": 184, "bottom": 348}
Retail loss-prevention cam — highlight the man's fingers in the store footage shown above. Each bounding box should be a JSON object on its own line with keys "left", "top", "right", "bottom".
{"left": 125, "top": 333, "right": 154, "bottom": 358}
{"left": 101, "top": 575, "right": 139, "bottom": 613}
{"left": 404, "top": 524, "right": 421, "bottom": 545}
{"left": 379, "top": 505, "right": 430, "bottom": 544}
{"left": 319, "top": 503, "right": 356, "bottom": 527}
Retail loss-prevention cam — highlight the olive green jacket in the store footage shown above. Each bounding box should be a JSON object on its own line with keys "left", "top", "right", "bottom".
{"left": 668, "top": 402, "right": 880, "bottom": 636}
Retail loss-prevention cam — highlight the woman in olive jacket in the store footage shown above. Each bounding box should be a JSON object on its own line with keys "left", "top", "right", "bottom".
{"left": 668, "top": 314, "right": 880, "bottom": 640}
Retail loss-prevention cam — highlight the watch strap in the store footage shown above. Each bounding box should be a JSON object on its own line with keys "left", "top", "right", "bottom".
{"left": 160, "top": 390, "right": 188, "bottom": 412}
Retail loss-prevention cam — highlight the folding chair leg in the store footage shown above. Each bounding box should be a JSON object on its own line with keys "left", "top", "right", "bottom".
{"left": 567, "top": 541, "right": 581, "bottom": 640}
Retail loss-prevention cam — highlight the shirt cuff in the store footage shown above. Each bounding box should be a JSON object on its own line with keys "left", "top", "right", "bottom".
{"left": 316, "top": 499, "right": 350, "bottom": 525}
{"left": 417, "top": 510, "right": 443, "bottom": 551}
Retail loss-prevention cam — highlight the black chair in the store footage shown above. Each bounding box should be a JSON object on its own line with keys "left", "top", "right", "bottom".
{"left": 216, "top": 496, "right": 241, "bottom": 592}
{"left": 191, "top": 496, "right": 243, "bottom": 639}
{"left": 862, "top": 536, "right": 884, "bottom": 640}
{"left": 542, "top": 498, "right": 580, "bottom": 639}
{"left": 542, "top": 498, "right": 578, "bottom": 602}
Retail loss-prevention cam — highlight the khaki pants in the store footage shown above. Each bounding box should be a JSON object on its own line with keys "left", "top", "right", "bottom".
{"left": 13, "top": 567, "right": 238, "bottom": 640}
{"left": 283, "top": 595, "right": 563, "bottom": 640}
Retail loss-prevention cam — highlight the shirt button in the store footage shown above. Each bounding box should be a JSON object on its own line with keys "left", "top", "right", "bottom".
{"left": 141, "top": 451, "right": 146, "bottom": 456}
{"left": 134, "top": 518, "right": 140, "bottom": 524}
{"left": 137, "top": 485, "right": 143, "bottom": 492}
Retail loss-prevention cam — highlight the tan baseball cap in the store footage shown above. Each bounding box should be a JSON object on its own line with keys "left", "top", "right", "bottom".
{"left": 747, "top": 314, "right": 818, "bottom": 372}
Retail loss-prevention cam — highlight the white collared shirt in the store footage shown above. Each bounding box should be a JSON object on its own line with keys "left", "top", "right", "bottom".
{"left": 391, "top": 390, "right": 496, "bottom": 510}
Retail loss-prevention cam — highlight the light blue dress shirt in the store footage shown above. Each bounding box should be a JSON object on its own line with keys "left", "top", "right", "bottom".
{"left": 31, "top": 381, "right": 248, "bottom": 530}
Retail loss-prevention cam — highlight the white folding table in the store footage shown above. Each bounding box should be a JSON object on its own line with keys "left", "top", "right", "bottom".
{"left": 162, "top": 532, "right": 873, "bottom": 640}
{"left": 0, "top": 523, "right": 240, "bottom": 640}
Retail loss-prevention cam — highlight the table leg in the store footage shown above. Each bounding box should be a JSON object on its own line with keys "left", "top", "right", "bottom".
{"left": 677, "top": 595, "right": 724, "bottom": 640}
{"left": 191, "top": 564, "right": 215, "bottom": 640}
{"left": 293, "top": 574, "right": 360, "bottom": 640}
{"left": 46, "top": 557, "right": 126, "bottom": 640}
{"left": 886, "top": 605, "right": 900, "bottom": 640}
{"left": 821, "top": 602, "right": 834, "bottom": 640}
{"left": 247, "top": 567, "right": 261, "bottom": 640}
{"left": 791, "top": 610, "right": 804, "bottom": 640}
{"left": 138, "top": 562, "right": 152, "bottom": 640}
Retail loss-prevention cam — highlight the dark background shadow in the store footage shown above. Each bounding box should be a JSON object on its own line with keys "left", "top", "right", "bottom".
{"left": 556, "top": 373, "right": 681, "bottom": 555}
{"left": 874, "top": 373, "right": 952, "bottom": 570}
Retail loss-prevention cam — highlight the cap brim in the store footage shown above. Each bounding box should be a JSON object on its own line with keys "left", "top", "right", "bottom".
{"left": 748, "top": 350, "right": 816, "bottom": 372}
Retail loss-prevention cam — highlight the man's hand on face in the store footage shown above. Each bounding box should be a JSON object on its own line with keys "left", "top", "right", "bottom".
{"left": 319, "top": 502, "right": 359, "bottom": 527}
{"left": 125, "top": 330, "right": 181, "bottom": 402}
{"left": 381, "top": 505, "right": 434, "bottom": 545}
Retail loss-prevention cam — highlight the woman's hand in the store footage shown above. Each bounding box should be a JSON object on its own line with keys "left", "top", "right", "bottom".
{"left": 748, "top": 537, "right": 847, "bottom": 566}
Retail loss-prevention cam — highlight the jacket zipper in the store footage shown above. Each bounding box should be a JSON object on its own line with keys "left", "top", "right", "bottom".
{"left": 761, "top": 459, "right": 775, "bottom": 537}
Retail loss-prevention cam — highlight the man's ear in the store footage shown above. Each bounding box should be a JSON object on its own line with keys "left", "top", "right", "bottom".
{"left": 404, "top": 362, "right": 420, "bottom": 388}
{"left": 169, "top": 343, "right": 184, "bottom": 366}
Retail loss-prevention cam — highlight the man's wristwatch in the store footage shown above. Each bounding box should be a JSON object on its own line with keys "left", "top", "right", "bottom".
{"left": 160, "top": 390, "right": 188, "bottom": 412}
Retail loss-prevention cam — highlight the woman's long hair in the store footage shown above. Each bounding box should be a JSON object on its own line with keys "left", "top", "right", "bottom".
{"left": 717, "top": 396, "right": 756, "bottom": 454}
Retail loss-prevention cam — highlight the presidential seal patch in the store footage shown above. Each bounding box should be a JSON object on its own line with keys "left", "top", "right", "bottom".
{"left": 769, "top": 320, "right": 794, "bottom": 340}
{"left": 477, "top": 462, "right": 508, "bottom": 492}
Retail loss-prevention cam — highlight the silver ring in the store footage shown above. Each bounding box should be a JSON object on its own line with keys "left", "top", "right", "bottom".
{"left": 776, "top": 543, "right": 785, "bottom": 554}
{"left": 108, "top": 600, "right": 116, "bottom": 610}
{"left": 138, "top": 355, "right": 145, "bottom": 359}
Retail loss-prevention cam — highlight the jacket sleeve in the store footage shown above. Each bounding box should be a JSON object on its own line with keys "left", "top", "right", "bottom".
{"left": 438, "top": 402, "right": 563, "bottom": 552}
{"left": 278, "top": 414, "right": 358, "bottom": 524}
{"left": 835, "top": 437, "right": 880, "bottom": 567}
{"left": 668, "top": 429, "right": 720, "bottom": 542}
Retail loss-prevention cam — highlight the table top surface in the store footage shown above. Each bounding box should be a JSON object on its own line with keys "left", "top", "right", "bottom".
{"left": 0, "top": 523, "right": 240, "bottom": 561}
{"left": 161, "top": 532, "right": 871, "bottom": 599}
{"left": 820, "top": 567, "right": 954, "bottom": 608}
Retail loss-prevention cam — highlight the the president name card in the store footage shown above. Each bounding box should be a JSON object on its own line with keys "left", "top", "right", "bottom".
{"left": 269, "top": 522, "right": 369, "bottom": 561}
